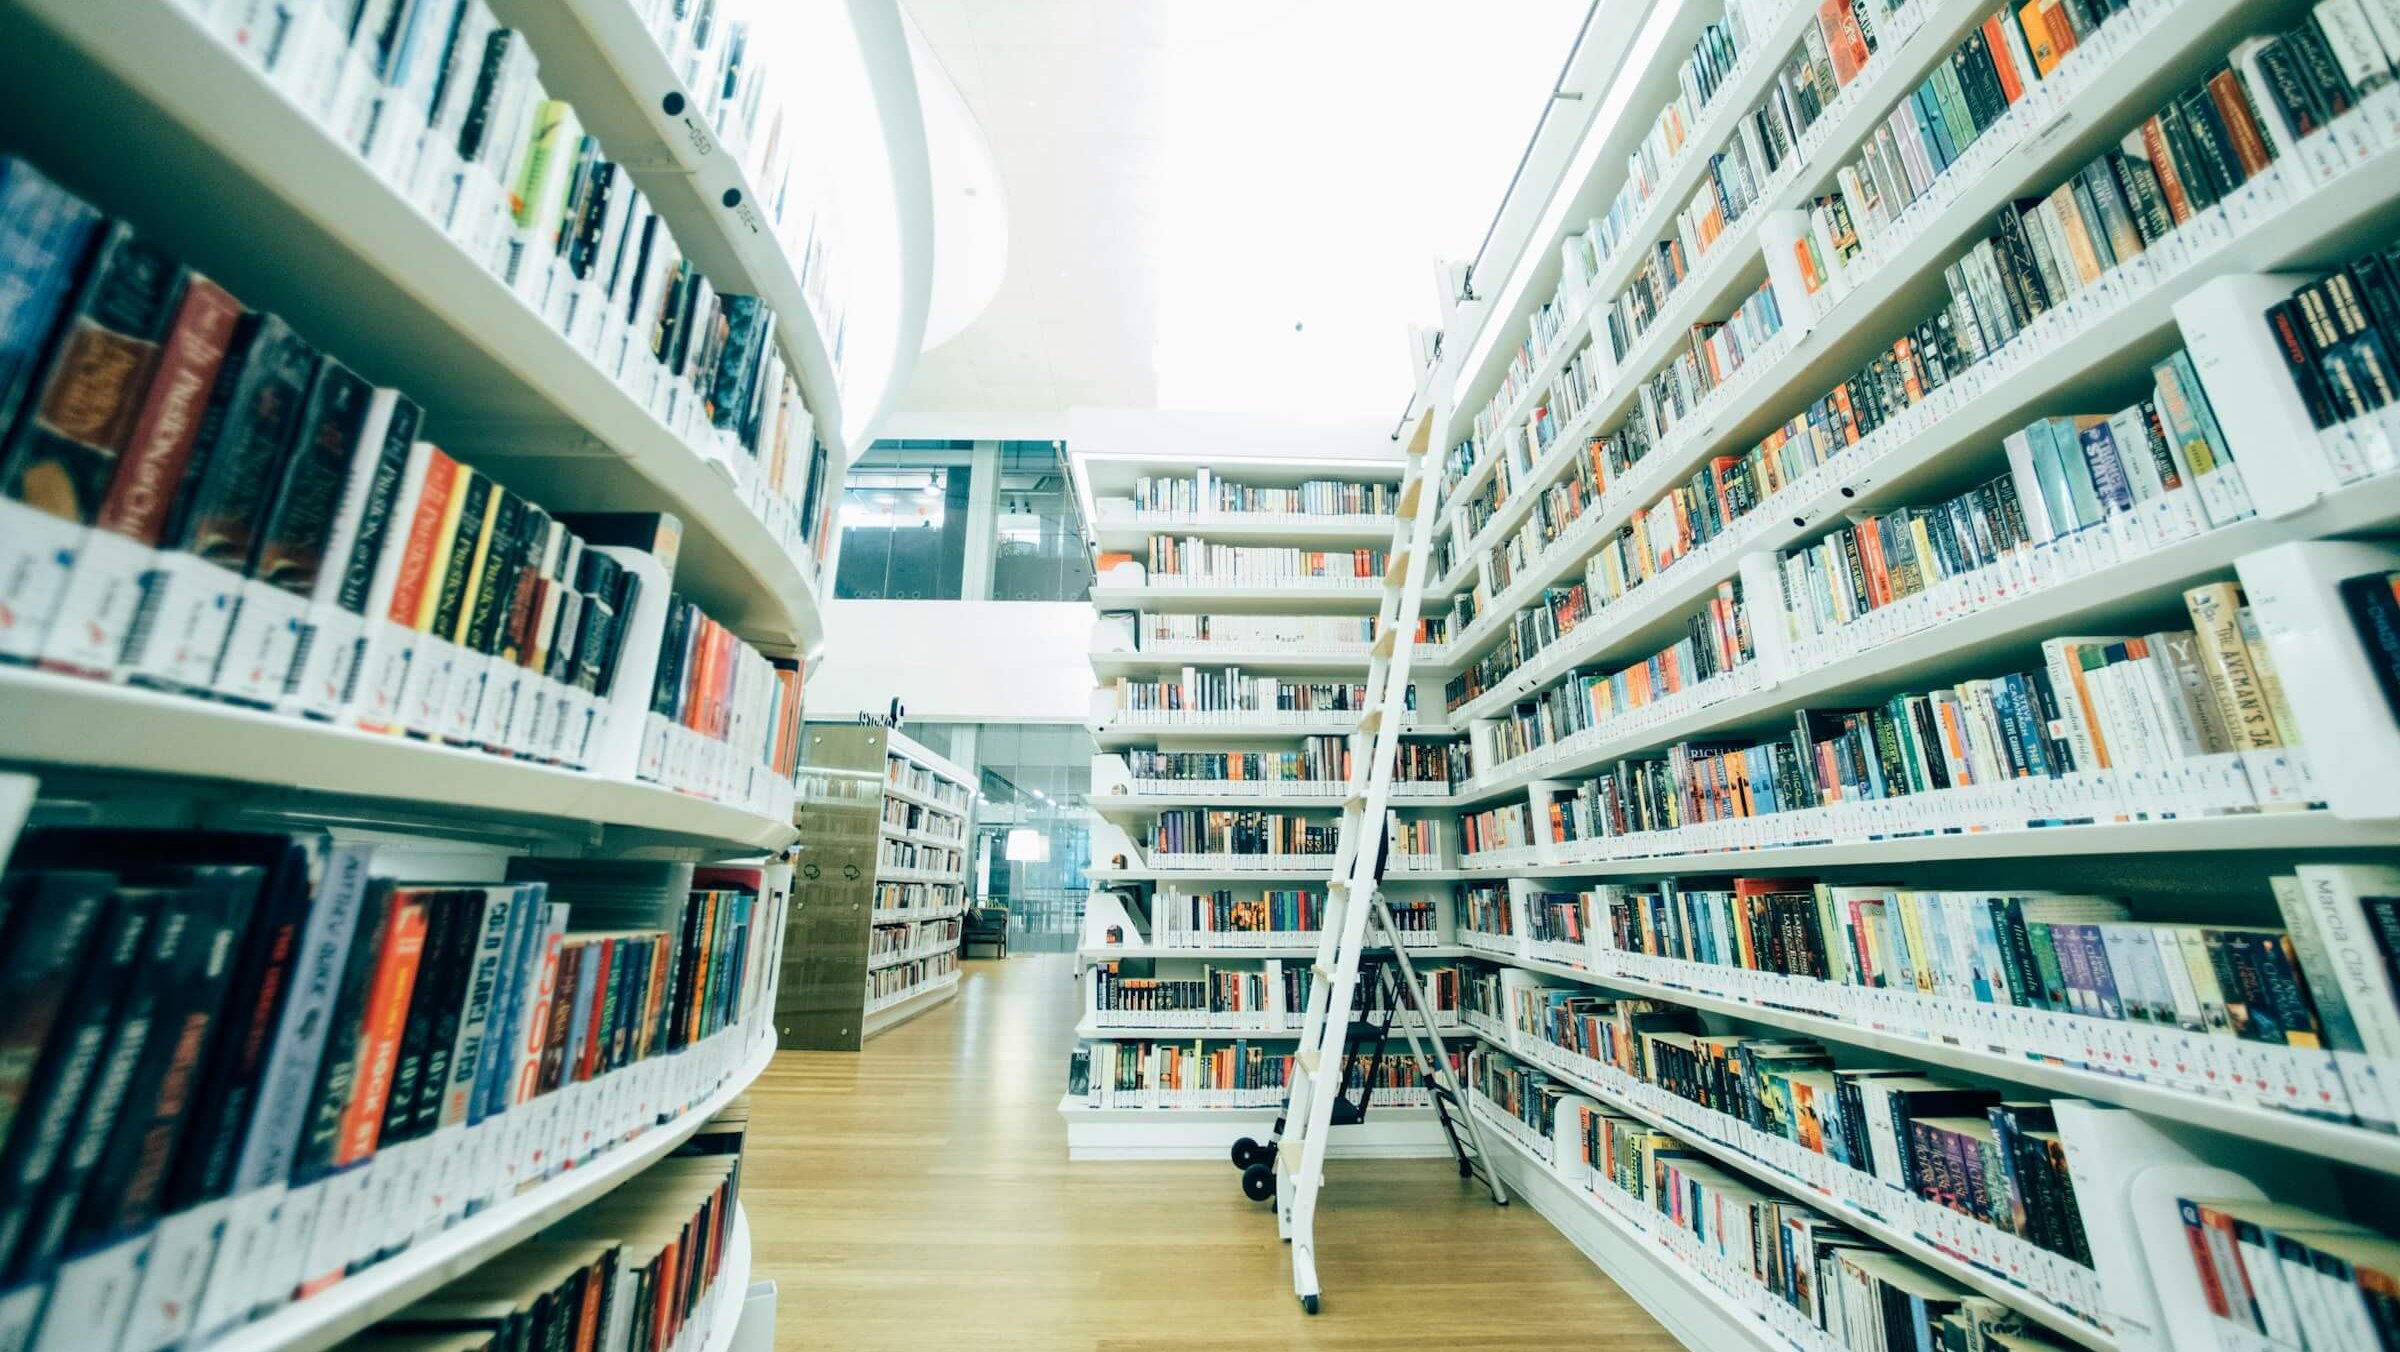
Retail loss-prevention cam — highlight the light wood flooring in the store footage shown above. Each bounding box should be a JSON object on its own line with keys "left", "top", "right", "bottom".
{"left": 743, "top": 953, "right": 1682, "bottom": 1350}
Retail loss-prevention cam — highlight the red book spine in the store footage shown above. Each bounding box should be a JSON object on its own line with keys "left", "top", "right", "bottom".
{"left": 97, "top": 278, "right": 244, "bottom": 543}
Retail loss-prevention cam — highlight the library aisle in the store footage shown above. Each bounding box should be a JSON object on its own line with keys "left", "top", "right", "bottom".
{"left": 744, "top": 955, "right": 1680, "bottom": 1350}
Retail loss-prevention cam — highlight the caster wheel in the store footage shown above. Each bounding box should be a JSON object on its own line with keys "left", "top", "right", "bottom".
{"left": 1231, "top": 1137, "right": 1262, "bottom": 1170}
{"left": 1242, "top": 1162, "right": 1276, "bottom": 1202}
{"left": 1457, "top": 1159, "right": 1472, "bottom": 1178}
{"left": 1301, "top": 1294, "right": 1319, "bottom": 1315}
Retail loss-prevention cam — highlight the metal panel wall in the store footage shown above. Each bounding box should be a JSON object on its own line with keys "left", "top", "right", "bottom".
{"left": 780, "top": 724, "right": 891, "bottom": 1049}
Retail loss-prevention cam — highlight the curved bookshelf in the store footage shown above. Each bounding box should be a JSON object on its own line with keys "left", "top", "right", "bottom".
{"left": 1447, "top": 813, "right": 2400, "bottom": 881}
{"left": 1487, "top": 948, "right": 2400, "bottom": 1179}
{"left": 211, "top": 1036, "right": 775, "bottom": 1352}
{"left": 701, "top": 1205, "right": 754, "bottom": 1352}
{"left": 482, "top": 0, "right": 850, "bottom": 459}
{"left": 0, "top": 0, "right": 826, "bottom": 654}
{"left": 0, "top": 667, "right": 797, "bottom": 853}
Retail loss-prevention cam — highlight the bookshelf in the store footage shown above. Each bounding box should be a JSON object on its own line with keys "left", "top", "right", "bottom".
{"left": 1307, "top": 0, "right": 2400, "bottom": 1333}
{"left": 1065, "top": 447, "right": 1467, "bottom": 1160}
{"left": 785, "top": 724, "right": 977, "bottom": 1048}
{"left": 0, "top": 0, "right": 840, "bottom": 654}
{"left": 0, "top": 0, "right": 925, "bottom": 1348}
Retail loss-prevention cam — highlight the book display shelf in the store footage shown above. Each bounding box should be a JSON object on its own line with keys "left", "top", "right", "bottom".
{"left": 1066, "top": 448, "right": 1472, "bottom": 1161}
{"left": 1318, "top": 0, "right": 2400, "bottom": 1337}
{"left": 0, "top": 1, "right": 926, "bottom": 1350}
{"left": 784, "top": 724, "right": 976, "bottom": 1049}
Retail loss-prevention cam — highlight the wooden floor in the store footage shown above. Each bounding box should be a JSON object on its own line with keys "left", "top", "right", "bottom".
{"left": 743, "top": 953, "right": 1683, "bottom": 1350}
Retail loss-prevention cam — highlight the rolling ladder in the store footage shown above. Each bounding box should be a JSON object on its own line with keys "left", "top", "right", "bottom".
{"left": 1240, "top": 404, "right": 1507, "bottom": 1314}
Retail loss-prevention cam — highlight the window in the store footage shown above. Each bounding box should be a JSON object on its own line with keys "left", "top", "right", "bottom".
{"left": 990, "top": 441, "right": 1094, "bottom": 603}
{"left": 834, "top": 442, "right": 972, "bottom": 600}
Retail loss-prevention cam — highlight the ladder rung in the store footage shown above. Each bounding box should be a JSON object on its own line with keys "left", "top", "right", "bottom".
{"left": 1343, "top": 792, "right": 1366, "bottom": 811}
{"left": 1397, "top": 477, "right": 1422, "bottom": 520}
{"left": 1356, "top": 710, "right": 1382, "bottom": 735}
{"left": 1299, "top": 1050, "right": 1322, "bottom": 1075}
{"left": 1384, "top": 552, "right": 1410, "bottom": 588}
{"left": 1312, "top": 962, "right": 1335, "bottom": 981}
{"left": 1371, "top": 628, "right": 1397, "bottom": 659}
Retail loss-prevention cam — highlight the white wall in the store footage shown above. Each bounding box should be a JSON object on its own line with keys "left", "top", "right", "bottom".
{"left": 808, "top": 599, "right": 1095, "bottom": 723}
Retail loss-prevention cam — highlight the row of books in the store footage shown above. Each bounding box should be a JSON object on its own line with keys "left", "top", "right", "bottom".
{"left": 1066, "top": 1040, "right": 1467, "bottom": 1110}
{"left": 0, "top": 162, "right": 806, "bottom": 811}
{"left": 2255, "top": 239, "right": 2400, "bottom": 485}
{"left": 1108, "top": 672, "right": 1376, "bottom": 715}
{"left": 1088, "top": 962, "right": 1464, "bottom": 1026}
{"left": 1107, "top": 610, "right": 1449, "bottom": 649}
{"left": 1469, "top": 578, "right": 1754, "bottom": 775}
{"left": 360, "top": 1138, "right": 746, "bottom": 1352}
{"left": 1460, "top": 801, "right": 1541, "bottom": 857}
{"left": 1488, "top": 984, "right": 2104, "bottom": 1298}
{"left": 1123, "top": 738, "right": 1468, "bottom": 788}
{"left": 867, "top": 918, "right": 961, "bottom": 962}
{"left": 1371, "top": 814, "right": 1441, "bottom": 862}
{"left": 1566, "top": 0, "right": 1781, "bottom": 303}
{"left": 1468, "top": 1054, "right": 2075, "bottom": 1352}
{"left": 0, "top": 830, "right": 780, "bottom": 1352}
{"left": 876, "top": 838, "right": 962, "bottom": 876}
{"left": 1133, "top": 539, "right": 1388, "bottom": 584}
{"left": 884, "top": 756, "right": 971, "bottom": 813}
{"left": 1441, "top": 0, "right": 2312, "bottom": 720}
{"left": 1588, "top": 866, "right": 2399, "bottom": 1129}
{"left": 1460, "top": 882, "right": 1516, "bottom": 940}
{"left": 180, "top": 3, "right": 839, "bottom": 562}
{"left": 1513, "top": 582, "right": 2307, "bottom": 860}
{"left": 1149, "top": 810, "right": 1338, "bottom": 859}
{"left": 1124, "top": 473, "right": 1399, "bottom": 518}
{"left": 878, "top": 796, "right": 961, "bottom": 840}
{"left": 864, "top": 951, "right": 958, "bottom": 1010}
{"left": 1145, "top": 891, "right": 1440, "bottom": 945}
{"left": 870, "top": 879, "right": 962, "bottom": 916}
{"left": 2176, "top": 1193, "right": 2400, "bottom": 1352}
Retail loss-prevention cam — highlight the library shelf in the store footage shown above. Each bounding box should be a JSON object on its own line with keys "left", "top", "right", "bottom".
{"left": 1089, "top": 715, "right": 1437, "bottom": 749}
{"left": 879, "top": 823, "right": 968, "bottom": 849}
{"left": 1087, "top": 864, "right": 1468, "bottom": 887}
{"left": 1055, "top": 1096, "right": 1448, "bottom": 1162}
{"left": 0, "top": 667, "right": 798, "bottom": 854}
{"left": 1468, "top": 1030, "right": 2117, "bottom": 1349}
{"left": 700, "top": 1205, "right": 753, "bottom": 1352}
{"left": 1088, "top": 787, "right": 1464, "bottom": 814}
{"left": 868, "top": 943, "right": 957, "bottom": 972}
{"left": 1447, "top": 813, "right": 2400, "bottom": 882}
{"left": 1092, "top": 513, "right": 1400, "bottom": 549}
{"left": 0, "top": 0, "right": 826, "bottom": 654}
{"left": 209, "top": 1035, "right": 775, "bottom": 1352}
{"left": 481, "top": 0, "right": 849, "bottom": 457}
{"left": 1073, "top": 942, "right": 1473, "bottom": 967}
{"left": 1076, "top": 1017, "right": 1460, "bottom": 1041}
{"left": 879, "top": 779, "right": 970, "bottom": 817}
{"left": 1485, "top": 950, "right": 2400, "bottom": 1179}
{"left": 1447, "top": 469, "right": 2400, "bottom": 804}
{"left": 862, "top": 969, "right": 961, "bottom": 1036}
{"left": 875, "top": 865, "right": 964, "bottom": 886}
{"left": 1089, "top": 645, "right": 1454, "bottom": 677}
{"left": 1088, "top": 582, "right": 1387, "bottom": 615}
{"left": 1467, "top": 1106, "right": 1802, "bottom": 1352}
{"left": 1437, "top": 0, "right": 2391, "bottom": 705}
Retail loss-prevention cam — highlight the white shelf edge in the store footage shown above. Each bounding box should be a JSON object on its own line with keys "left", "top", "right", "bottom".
{"left": 0, "top": 667, "right": 795, "bottom": 853}
{"left": 1486, "top": 949, "right": 2400, "bottom": 1178}
{"left": 213, "top": 1034, "right": 776, "bottom": 1352}
{"left": 1471, "top": 1033, "right": 2116, "bottom": 1349}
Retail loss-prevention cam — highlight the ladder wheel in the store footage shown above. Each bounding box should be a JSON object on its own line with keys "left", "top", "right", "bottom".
{"left": 1231, "top": 1137, "right": 1263, "bottom": 1170}
{"left": 1241, "top": 1162, "right": 1276, "bottom": 1202}
{"left": 1458, "top": 1158, "right": 1472, "bottom": 1178}
{"left": 1301, "top": 1294, "right": 1319, "bottom": 1315}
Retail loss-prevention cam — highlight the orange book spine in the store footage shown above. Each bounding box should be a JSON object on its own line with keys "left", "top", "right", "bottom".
{"left": 386, "top": 452, "right": 458, "bottom": 626}
{"left": 335, "top": 895, "right": 431, "bottom": 1164}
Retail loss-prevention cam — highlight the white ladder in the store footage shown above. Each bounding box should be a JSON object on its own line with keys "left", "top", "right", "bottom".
{"left": 1273, "top": 403, "right": 1506, "bottom": 1313}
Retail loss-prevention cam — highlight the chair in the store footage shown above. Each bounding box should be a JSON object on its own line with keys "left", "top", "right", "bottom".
{"left": 961, "top": 904, "right": 1010, "bottom": 959}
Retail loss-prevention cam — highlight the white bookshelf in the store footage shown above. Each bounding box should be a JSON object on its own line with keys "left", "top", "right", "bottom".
{"left": 857, "top": 728, "right": 975, "bottom": 1035}
{"left": 208, "top": 1033, "right": 775, "bottom": 1352}
{"left": 479, "top": 0, "right": 851, "bottom": 457}
{"left": 1063, "top": 444, "right": 1477, "bottom": 1156}
{"left": 1374, "top": 0, "right": 2400, "bottom": 1332}
{"left": 0, "top": 0, "right": 835, "bottom": 654}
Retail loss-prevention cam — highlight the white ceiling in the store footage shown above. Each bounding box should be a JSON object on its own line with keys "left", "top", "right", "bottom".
{"left": 899, "top": 0, "right": 1590, "bottom": 421}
